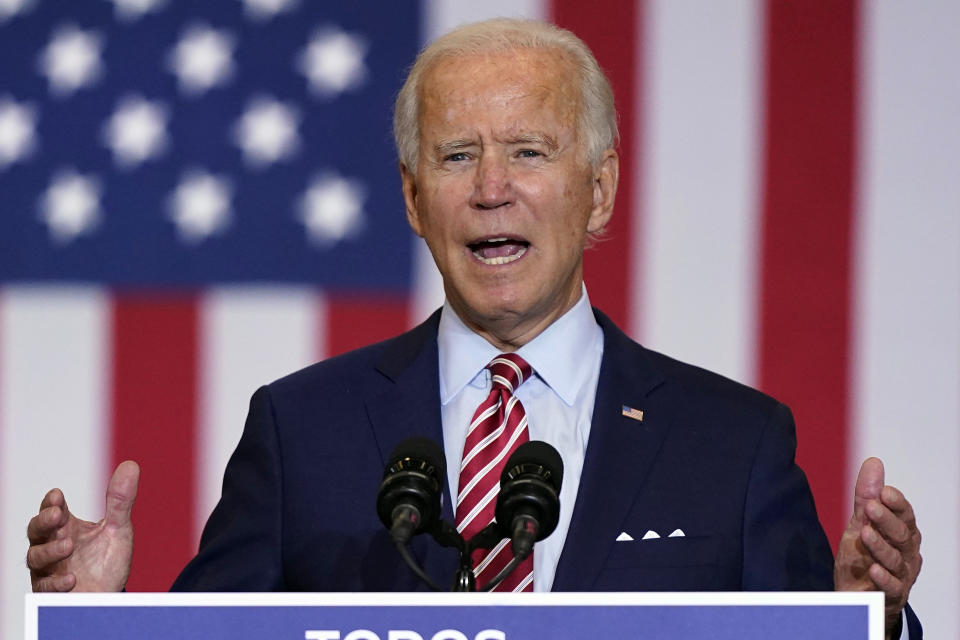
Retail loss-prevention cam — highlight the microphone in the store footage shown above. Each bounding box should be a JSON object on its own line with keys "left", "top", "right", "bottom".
{"left": 376, "top": 437, "right": 446, "bottom": 546}
{"left": 495, "top": 441, "right": 563, "bottom": 560}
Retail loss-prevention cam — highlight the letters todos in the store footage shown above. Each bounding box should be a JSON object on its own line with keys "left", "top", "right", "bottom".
{"left": 305, "top": 630, "right": 505, "bottom": 640}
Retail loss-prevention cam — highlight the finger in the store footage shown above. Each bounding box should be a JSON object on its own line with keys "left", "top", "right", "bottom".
{"left": 880, "top": 485, "right": 918, "bottom": 531}
{"left": 103, "top": 460, "right": 139, "bottom": 529}
{"left": 26, "top": 537, "right": 74, "bottom": 572}
{"left": 851, "top": 458, "right": 885, "bottom": 524}
{"left": 865, "top": 499, "right": 912, "bottom": 549}
{"left": 26, "top": 505, "right": 68, "bottom": 544}
{"left": 868, "top": 562, "right": 906, "bottom": 603}
{"left": 38, "top": 487, "right": 66, "bottom": 512}
{"left": 32, "top": 573, "right": 77, "bottom": 593}
{"left": 860, "top": 524, "right": 906, "bottom": 578}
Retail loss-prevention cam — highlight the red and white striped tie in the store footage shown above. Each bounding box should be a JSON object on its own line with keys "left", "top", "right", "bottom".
{"left": 455, "top": 353, "right": 534, "bottom": 592}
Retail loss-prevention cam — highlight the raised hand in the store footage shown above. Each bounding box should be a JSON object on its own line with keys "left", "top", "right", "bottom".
{"left": 27, "top": 461, "right": 140, "bottom": 592}
{"left": 835, "top": 457, "right": 922, "bottom": 638}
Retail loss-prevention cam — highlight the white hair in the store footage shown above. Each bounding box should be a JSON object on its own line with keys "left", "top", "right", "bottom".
{"left": 393, "top": 18, "right": 619, "bottom": 173}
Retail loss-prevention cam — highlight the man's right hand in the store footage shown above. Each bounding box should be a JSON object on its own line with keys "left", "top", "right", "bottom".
{"left": 26, "top": 460, "right": 139, "bottom": 592}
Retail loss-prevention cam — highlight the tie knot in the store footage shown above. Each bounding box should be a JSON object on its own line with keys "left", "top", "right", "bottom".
{"left": 487, "top": 353, "right": 532, "bottom": 394}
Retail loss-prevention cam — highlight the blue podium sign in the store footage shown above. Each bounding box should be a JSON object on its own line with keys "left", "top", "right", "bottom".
{"left": 26, "top": 592, "right": 882, "bottom": 640}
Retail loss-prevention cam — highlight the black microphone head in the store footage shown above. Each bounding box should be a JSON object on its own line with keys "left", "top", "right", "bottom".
{"left": 376, "top": 437, "right": 446, "bottom": 537}
{"left": 495, "top": 440, "right": 563, "bottom": 543}
{"left": 385, "top": 436, "right": 446, "bottom": 479}
{"left": 500, "top": 440, "right": 563, "bottom": 492}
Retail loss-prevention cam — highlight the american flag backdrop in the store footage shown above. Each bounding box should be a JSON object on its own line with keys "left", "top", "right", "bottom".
{"left": 1, "top": 0, "right": 957, "bottom": 637}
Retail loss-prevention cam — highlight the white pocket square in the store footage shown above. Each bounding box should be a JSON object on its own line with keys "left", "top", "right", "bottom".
{"left": 632, "top": 528, "right": 685, "bottom": 540}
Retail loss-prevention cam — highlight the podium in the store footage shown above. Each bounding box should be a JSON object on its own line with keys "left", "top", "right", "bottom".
{"left": 26, "top": 592, "right": 882, "bottom": 639}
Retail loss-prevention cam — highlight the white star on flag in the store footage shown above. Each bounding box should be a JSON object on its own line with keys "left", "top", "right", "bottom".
{"left": 298, "top": 27, "right": 368, "bottom": 97}
{"left": 168, "top": 170, "right": 232, "bottom": 243}
{"left": 232, "top": 96, "right": 299, "bottom": 168}
{"left": 298, "top": 173, "right": 366, "bottom": 246}
{"left": 167, "top": 24, "right": 235, "bottom": 96}
{"left": 38, "top": 169, "right": 102, "bottom": 244}
{"left": 109, "top": 0, "right": 165, "bottom": 22}
{"left": 0, "top": 96, "right": 36, "bottom": 168}
{"left": 0, "top": 0, "right": 34, "bottom": 21}
{"left": 241, "top": 0, "right": 296, "bottom": 21}
{"left": 102, "top": 96, "right": 168, "bottom": 168}
{"left": 37, "top": 25, "right": 103, "bottom": 96}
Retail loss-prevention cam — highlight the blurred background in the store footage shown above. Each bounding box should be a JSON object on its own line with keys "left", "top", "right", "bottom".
{"left": 1, "top": 0, "right": 957, "bottom": 638}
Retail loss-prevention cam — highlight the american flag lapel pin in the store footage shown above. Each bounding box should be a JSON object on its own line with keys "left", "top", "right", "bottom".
{"left": 621, "top": 405, "right": 644, "bottom": 422}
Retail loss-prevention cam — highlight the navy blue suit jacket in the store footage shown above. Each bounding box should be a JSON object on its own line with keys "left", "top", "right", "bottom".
{"left": 171, "top": 308, "right": 921, "bottom": 636}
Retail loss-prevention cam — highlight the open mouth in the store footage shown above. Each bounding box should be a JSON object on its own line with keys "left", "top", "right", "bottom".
{"left": 468, "top": 237, "right": 530, "bottom": 265}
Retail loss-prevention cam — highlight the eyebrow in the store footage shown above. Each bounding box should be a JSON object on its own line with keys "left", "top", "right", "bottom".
{"left": 433, "top": 139, "right": 476, "bottom": 156}
{"left": 506, "top": 134, "right": 559, "bottom": 151}
{"left": 433, "top": 134, "right": 560, "bottom": 157}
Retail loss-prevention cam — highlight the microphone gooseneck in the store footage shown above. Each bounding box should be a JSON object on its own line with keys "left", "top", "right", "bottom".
{"left": 376, "top": 436, "right": 564, "bottom": 592}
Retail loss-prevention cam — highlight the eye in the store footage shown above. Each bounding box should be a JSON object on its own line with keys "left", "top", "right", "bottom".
{"left": 516, "top": 149, "right": 543, "bottom": 159}
{"left": 444, "top": 152, "right": 469, "bottom": 162}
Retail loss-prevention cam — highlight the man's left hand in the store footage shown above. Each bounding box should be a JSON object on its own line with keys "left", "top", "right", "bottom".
{"left": 835, "top": 457, "right": 922, "bottom": 639}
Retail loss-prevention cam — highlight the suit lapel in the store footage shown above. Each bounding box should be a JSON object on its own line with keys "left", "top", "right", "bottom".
{"left": 552, "top": 310, "right": 671, "bottom": 590}
{"left": 366, "top": 309, "right": 450, "bottom": 517}
{"left": 364, "top": 309, "right": 459, "bottom": 584}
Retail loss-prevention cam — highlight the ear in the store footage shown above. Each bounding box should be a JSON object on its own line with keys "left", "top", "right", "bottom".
{"left": 400, "top": 163, "right": 425, "bottom": 238}
{"left": 586, "top": 149, "right": 619, "bottom": 234}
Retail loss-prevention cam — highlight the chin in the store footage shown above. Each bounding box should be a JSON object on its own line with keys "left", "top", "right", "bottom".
{"left": 456, "top": 292, "right": 528, "bottom": 324}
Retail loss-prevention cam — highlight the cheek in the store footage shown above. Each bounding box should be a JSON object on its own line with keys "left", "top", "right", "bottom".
{"left": 542, "top": 169, "right": 593, "bottom": 212}
{"left": 419, "top": 188, "right": 451, "bottom": 229}
{"left": 519, "top": 176, "right": 564, "bottom": 220}
{"left": 560, "top": 224, "right": 586, "bottom": 251}
{"left": 423, "top": 174, "right": 471, "bottom": 215}
{"left": 418, "top": 193, "right": 470, "bottom": 253}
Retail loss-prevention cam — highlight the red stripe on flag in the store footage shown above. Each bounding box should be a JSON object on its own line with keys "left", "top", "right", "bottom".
{"left": 110, "top": 295, "right": 199, "bottom": 590}
{"left": 757, "top": 1, "right": 858, "bottom": 548}
{"left": 551, "top": 0, "right": 642, "bottom": 331}
{"left": 324, "top": 295, "right": 410, "bottom": 358}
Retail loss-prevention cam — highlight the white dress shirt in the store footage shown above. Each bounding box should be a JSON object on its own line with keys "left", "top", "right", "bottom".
{"left": 437, "top": 287, "right": 604, "bottom": 592}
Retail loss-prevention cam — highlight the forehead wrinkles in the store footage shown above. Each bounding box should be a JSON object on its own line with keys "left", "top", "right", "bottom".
{"left": 419, "top": 49, "right": 582, "bottom": 142}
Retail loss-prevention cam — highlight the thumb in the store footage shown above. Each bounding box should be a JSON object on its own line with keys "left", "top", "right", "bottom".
{"left": 851, "top": 457, "right": 885, "bottom": 524}
{"left": 103, "top": 460, "right": 140, "bottom": 529}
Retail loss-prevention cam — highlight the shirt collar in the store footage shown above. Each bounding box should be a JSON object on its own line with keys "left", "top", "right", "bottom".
{"left": 438, "top": 286, "right": 601, "bottom": 406}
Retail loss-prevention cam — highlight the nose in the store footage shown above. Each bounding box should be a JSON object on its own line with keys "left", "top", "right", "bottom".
{"left": 470, "top": 152, "right": 512, "bottom": 210}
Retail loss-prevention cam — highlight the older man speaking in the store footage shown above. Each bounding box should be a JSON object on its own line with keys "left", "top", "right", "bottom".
{"left": 27, "top": 18, "right": 922, "bottom": 639}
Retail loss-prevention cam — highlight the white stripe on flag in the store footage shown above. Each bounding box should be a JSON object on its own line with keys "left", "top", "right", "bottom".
{"left": 852, "top": 2, "right": 960, "bottom": 636}
{"left": 0, "top": 287, "right": 109, "bottom": 640}
{"left": 635, "top": 0, "right": 762, "bottom": 386}
{"left": 196, "top": 287, "right": 320, "bottom": 543}
{"left": 410, "top": 243, "right": 445, "bottom": 326}
{"left": 426, "top": 0, "right": 547, "bottom": 36}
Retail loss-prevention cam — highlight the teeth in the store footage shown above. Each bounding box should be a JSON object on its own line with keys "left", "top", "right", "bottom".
{"left": 474, "top": 245, "right": 527, "bottom": 265}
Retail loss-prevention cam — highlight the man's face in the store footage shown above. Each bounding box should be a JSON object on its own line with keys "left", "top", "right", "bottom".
{"left": 401, "top": 48, "right": 618, "bottom": 350}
